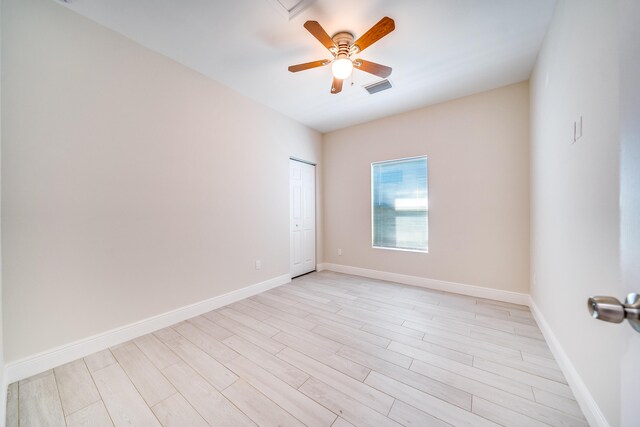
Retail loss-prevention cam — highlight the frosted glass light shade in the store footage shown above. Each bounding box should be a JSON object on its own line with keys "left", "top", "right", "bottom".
{"left": 332, "top": 58, "right": 353, "bottom": 80}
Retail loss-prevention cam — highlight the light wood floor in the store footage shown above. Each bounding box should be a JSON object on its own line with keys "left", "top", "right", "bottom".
{"left": 6, "top": 271, "right": 588, "bottom": 427}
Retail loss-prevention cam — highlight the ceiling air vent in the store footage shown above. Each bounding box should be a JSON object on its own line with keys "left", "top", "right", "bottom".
{"left": 364, "top": 79, "right": 392, "bottom": 95}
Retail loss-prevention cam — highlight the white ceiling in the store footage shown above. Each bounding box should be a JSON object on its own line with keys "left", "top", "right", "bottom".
{"left": 60, "top": 0, "right": 556, "bottom": 133}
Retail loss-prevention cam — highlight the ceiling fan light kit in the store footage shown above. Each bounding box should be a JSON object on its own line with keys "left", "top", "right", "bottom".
{"left": 331, "top": 31, "right": 355, "bottom": 79}
{"left": 332, "top": 58, "right": 353, "bottom": 80}
{"left": 288, "top": 17, "right": 395, "bottom": 94}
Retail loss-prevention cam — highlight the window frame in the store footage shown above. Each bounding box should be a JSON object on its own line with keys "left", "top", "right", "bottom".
{"left": 370, "top": 155, "right": 429, "bottom": 254}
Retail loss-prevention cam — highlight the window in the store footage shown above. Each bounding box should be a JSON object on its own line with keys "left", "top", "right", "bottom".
{"left": 372, "top": 156, "right": 428, "bottom": 252}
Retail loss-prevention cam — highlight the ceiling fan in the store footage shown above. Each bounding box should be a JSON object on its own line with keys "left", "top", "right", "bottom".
{"left": 288, "top": 17, "right": 395, "bottom": 94}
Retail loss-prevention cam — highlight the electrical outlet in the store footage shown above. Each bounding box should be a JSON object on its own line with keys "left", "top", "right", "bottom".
{"left": 255, "top": 260, "right": 261, "bottom": 270}
{"left": 338, "top": 249, "right": 342, "bottom": 256}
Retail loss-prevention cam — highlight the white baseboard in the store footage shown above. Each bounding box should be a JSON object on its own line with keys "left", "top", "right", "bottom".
{"left": 528, "top": 298, "right": 609, "bottom": 427}
{"left": 4, "top": 274, "right": 291, "bottom": 385}
{"left": 0, "top": 371, "right": 6, "bottom": 427}
{"left": 317, "top": 263, "right": 529, "bottom": 305}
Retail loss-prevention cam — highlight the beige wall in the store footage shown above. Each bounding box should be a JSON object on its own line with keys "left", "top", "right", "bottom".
{"left": 530, "top": 1, "right": 624, "bottom": 425}
{"left": 323, "top": 82, "right": 530, "bottom": 293}
{"left": 1, "top": 0, "right": 322, "bottom": 362}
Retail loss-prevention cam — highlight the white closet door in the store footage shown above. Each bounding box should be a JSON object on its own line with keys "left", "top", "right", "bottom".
{"left": 290, "top": 159, "right": 316, "bottom": 278}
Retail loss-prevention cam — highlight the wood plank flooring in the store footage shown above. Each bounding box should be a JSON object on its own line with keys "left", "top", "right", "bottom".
{"left": 5, "top": 271, "right": 588, "bottom": 426}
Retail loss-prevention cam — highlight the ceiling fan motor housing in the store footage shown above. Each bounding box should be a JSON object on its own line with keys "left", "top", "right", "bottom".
{"left": 332, "top": 32, "right": 355, "bottom": 59}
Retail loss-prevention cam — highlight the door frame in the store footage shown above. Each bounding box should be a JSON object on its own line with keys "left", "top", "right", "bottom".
{"left": 289, "top": 157, "right": 317, "bottom": 278}
{"left": 618, "top": 1, "right": 640, "bottom": 425}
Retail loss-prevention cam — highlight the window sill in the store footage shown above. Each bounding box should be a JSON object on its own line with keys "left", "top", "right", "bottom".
{"left": 372, "top": 245, "right": 428, "bottom": 254}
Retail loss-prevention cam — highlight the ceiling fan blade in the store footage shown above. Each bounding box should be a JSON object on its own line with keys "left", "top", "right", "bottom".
{"left": 288, "top": 60, "right": 331, "bottom": 73}
{"left": 353, "top": 59, "right": 392, "bottom": 78}
{"left": 353, "top": 17, "right": 395, "bottom": 53}
{"left": 304, "top": 21, "right": 337, "bottom": 51}
{"left": 331, "top": 77, "right": 343, "bottom": 94}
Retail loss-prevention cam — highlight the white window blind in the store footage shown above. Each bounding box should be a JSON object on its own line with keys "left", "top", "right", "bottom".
{"left": 372, "top": 156, "right": 428, "bottom": 252}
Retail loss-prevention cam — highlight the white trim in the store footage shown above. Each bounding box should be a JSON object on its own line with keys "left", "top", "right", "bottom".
{"left": 3, "top": 274, "right": 291, "bottom": 384}
{"left": 372, "top": 245, "right": 428, "bottom": 254}
{"left": 528, "top": 297, "right": 609, "bottom": 427}
{"left": 0, "top": 375, "right": 6, "bottom": 427}
{"left": 264, "top": 0, "right": 315, "bottom": 20}
{"left": 319, "top": 263, "right": 529, "bottom": 305}
{"left": 370, "top": 156, "right": 429, "bottom": 254}
{"left": 371, "top": 155, "right": 428, "bottom": 166}
{"left": 289, "top": 156, "right": 316, "bottom": 166}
